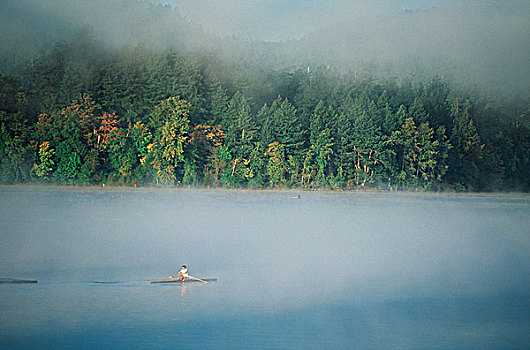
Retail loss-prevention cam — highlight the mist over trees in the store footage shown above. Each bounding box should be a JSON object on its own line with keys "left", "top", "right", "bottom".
{"left": 0, "top": 0, "right": 528, "bottom": 191}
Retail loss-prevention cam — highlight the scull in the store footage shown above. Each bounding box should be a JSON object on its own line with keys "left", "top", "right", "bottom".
{"left": 151, "top": 278, "right": 217, "bottom": 284}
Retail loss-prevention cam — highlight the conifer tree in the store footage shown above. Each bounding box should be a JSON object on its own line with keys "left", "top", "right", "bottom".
{"left": 309, "top": 101, "right": 335, "bottom": 185}
{"left": 448, "top": 99, "right": 484, "bottom": 190}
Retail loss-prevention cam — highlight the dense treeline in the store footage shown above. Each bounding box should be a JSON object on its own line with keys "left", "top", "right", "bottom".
{"left": 0, "top": 34, "right": 528, "bottom": 191}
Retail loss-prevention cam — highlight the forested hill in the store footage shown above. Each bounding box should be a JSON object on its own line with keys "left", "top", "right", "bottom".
{"left": 0, "top": 1, "right": 528, "bottom": 191}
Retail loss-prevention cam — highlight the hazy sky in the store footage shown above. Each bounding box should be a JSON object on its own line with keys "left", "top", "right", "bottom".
{"left": 150, "top": 0, "right": 529, "bottom": 90}
{"left": 159, "top": 0, "right": 528, "bottom": 41}
{"left": 1, "top": 0, "right": 528, "bottom": 90}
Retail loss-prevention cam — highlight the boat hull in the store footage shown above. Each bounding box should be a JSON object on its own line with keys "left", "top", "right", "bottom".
{"left": 0, "top": 279, "right": 38, "bottom": 284}
{"left": 151, "top": 278, "right": 217, "bottom": 284}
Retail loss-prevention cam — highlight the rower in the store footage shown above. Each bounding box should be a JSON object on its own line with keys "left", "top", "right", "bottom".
{"left": 175, "top": 265, "right": 189, "bottom": 281}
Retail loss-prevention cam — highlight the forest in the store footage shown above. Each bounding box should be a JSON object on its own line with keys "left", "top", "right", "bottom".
{"left": 0, "top": 27, "right": 528, "bottom": 191}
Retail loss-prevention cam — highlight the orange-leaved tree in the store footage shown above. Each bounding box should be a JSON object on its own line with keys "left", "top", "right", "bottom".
{"left": 265, "top": 141, "right": 287, "bottom": 187}
{"left": 96, "top": 112, "right": 120, "bottom": 149}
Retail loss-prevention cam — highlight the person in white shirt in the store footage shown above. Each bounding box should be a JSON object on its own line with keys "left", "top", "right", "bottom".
{"left": 175, "top": 265, "right": 189, "bottom": 281}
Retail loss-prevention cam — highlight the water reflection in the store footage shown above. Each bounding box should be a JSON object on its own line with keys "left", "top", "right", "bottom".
{"left": 178, "top": 284, "right": 188, "bottom": 297}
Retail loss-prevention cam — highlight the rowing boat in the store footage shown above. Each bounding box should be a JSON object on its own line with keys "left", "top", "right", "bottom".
{"left": 0, "top": 279, "right": 38, "bottom": 284}
{"left": 151, "top": 278, "right": 217, "bottom": 284}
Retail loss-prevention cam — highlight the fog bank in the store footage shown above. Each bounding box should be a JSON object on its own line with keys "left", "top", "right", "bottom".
{"left": 1, "top": 0, "right": 528, "bottom": 91}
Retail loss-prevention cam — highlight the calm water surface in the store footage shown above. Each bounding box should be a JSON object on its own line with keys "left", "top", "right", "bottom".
{"left": 1, "top": 187, "right": 529, "bottom": 349}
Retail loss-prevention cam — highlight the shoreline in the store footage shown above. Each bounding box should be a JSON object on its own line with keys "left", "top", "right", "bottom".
{"left": 0, "top": 183, "right": 528, "bottom": 197}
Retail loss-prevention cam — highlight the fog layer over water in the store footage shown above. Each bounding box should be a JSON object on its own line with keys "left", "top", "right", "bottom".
{"left": 1, "top": 187, "right": 529, "bottom": 348}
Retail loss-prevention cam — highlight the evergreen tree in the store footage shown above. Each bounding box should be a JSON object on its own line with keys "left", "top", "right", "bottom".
{"left": 247, "top": 141, "right": 266, "bottom": 188}
{"left": 351, "top": 114, "right": 385, "bottom": 186}
{"left": 223, "top": 91, "right": 256, "bottom": 160}
{"left": 208, "top": 83, "right": 229, "bottom": 125}
{"left": 309, "top": 101, "right": 335, "bottom": 186}
{"left": 409, "top": 97, "right": 429, "bottom": 124}
{"left": 220, "top": 91, "right": 257, "bottom": 186}
{"left": 259, "top": 97, "right": 304, "bottom": 159}
{"left": 0, "top": 30, "right": 527, "bottom": 191}
{"left": 334, "top": 96, "right": 355, "bottom": 185}
{"left": 422, "top": 77, "right": 451, "bottom": 129}
{"left": 447, "top": 99, "right": 484, "bottom": 190}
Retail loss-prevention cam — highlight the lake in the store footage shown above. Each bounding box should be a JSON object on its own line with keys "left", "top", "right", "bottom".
{"left": 1, "top": 187, "right": 529, "bottom": 349}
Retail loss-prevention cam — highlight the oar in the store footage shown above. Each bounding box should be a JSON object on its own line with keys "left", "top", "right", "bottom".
{"left": 157, "top": 274, "right": 179, "bottom": 281}
{"left": 188, "top": 275, "right": 208, "bottom": 283}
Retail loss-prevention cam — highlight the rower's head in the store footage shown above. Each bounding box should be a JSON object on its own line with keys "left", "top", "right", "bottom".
{"left": 182, "top": 265, "right": 187, "bottom": 269}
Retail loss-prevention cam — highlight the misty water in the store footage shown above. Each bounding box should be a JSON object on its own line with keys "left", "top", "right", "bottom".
{"left": 1, "top": 187, "right": 529, "bottom": 349}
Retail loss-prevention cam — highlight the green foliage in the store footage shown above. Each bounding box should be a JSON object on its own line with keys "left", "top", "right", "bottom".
{"left": 32, "top": 141, "right": 55, "bottom": 180}
{"left": 0, "top": 123, "right": 34, "bottom": 183}
{"left": 265, "top": 142, "right": 287, "bottom": 187}
{"left": 148, "top": 97, "right": 191, "bottom": 185}
{"left": 53, "top": 141, "right": 81, "bottom": 183}
{"left": 392, "top": 117, "right": 448, "bottom": 189}
{"left": 346, "top": 97, "right": 385, "bottom": 187}
{"left": 0, "top": 38, "right": 526, "bottom": 191}
{"left": 306, "top": 100, "right": 335, "bottom": 187}
{"left": 0, "top": 89, "right": 35, "bottom": 183}
{"left": 223, "top": 91, "right": 256, "bottom": 160}
{"left": 247, "top": 142, "right": 266, "bottom": 188}
{"left": 259, "top": 97, "right": 304, "bottom": 158}
{"left": 447, "top": 99, "right": 484, "bottom": 190}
